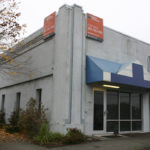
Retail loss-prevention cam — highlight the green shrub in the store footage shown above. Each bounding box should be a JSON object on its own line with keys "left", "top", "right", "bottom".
{"left": 18, "top": 98, "right": 48, "bottom": 137}
{"left": 48, "top": 132, "right": 64, "bottom": 142}
{"left": 34, "top": 123, "right": 64, "bottom": 145}
{"left": 5, "top": 111, "right": 20, "bottom": 133}
{"left": 63, "top": 128, "right": 85, "bottom": 144}
{"left": 8, "top": 111, "right": 19, "bottom": 126}
{"left": 34, "top": 123, "right": 50, "bottom": 145}
{"left": 0, "top": 111, "right": 5, "bottom": 128}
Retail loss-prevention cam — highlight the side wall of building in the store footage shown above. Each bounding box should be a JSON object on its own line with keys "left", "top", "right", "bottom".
{"left": 0, "top": 5, "right": 76, "bottom": 134}
{"left": 0, "top": 36, "right": 54, "bottom": 88}
{"left": 0, "top": 76, "right": 53, "bottom": 122}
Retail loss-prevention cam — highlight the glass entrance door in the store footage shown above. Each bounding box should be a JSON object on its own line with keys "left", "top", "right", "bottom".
{"left": 93, "top": 91, "right": 104, "bottom": 131}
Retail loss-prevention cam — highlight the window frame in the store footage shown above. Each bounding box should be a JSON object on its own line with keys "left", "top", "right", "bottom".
{"left": 106, "top": 90, "right": 142, "bottom": 132}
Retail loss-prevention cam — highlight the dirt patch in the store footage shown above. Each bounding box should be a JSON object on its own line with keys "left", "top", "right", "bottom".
{"left": 0, "top": 129, "right": 101, "bottom": 149}
{"left": 0, "top": 128, "right": 30, "bottom": 144}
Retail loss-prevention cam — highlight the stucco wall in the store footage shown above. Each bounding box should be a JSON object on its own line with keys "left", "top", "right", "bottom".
{"left": 0, "top": 36, "right": 54, "bottom": 88}
{"left": 86, "top": 27, "right": 150, "bottom": 68}
{"left": 0, "top": 76, "right": 53, "bottom": 123}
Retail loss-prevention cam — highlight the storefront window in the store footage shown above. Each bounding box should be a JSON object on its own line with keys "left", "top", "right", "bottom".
{"left": 120, "top": 93, "right": 130, "bottom": 119}
{"left": 132, "top": 121, "right": 142, "bottom": 131}
{"left": 131, "top": 94, "right": 141, "bottom": 119}
{"left": 107, "top": 121, "right": 119, "bottom": 132}
{"left": 107, "top": 91, "right": 118, "bottom": 119}
{"left": 120, "top": 121, "right": 131, "bottom": 131}
{"left": 106, "top": 91, "right": 142, "bottom": 132}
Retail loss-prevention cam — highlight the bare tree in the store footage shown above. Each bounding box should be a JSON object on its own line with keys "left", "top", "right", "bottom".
{"left": 0, "top": 0, "right": 26, "bottom": 51}
{"left": 0, "top": 0, "right": 31, "bottom": 78}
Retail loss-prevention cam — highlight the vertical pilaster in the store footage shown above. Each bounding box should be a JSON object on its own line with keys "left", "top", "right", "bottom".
{"left": 71, "top": 5, "right": 84, "bottom": 126}
{"left": 143, "top": 93, "right": 150, "bottom": 132}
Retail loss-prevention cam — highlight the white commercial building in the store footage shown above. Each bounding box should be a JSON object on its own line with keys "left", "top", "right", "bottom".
{"left": 1, "top": 4, "right": 150, "bottom": 135}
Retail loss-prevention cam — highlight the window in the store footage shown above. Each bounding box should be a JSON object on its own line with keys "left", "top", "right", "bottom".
{"left": 15, "top": 92, "right": 21, "bottom": 113}
{"left": 131, "top": 94, "right": 141, "bottom": 119}
{"left": 120, "top": 93, "right": 130, "bottom": 120}
{"left": 131, "top": 94, "right": 142, "bottom": 131}
{"left": 36, "top": 89, "right": 42, "bottom": 111}
{"left": 1, "top": 95, "right": 5, "bottom": 112}
{"left": 107, "top": 91, "right": 142, "bottom": 132}
{"left": 107, "top": 91, "right": 119, "bottom": 119}
{"left": 107, "top": 91, "right": 119, "bottom": 132}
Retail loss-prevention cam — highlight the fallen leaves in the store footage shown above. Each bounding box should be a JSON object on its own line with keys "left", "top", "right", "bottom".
{"left": 0, "top": 128, "right": 30, "bottom": 143}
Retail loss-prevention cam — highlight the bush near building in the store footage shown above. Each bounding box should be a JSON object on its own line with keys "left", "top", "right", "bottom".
{"left": 33, "top": 123, "right": 64, "bottom": 145}
{"left": 62, "top": 128, "right": 85, "bottom": 144}
{"left": 5, "top": 97, "right": 48, "bottom": 138}
{"left": 0, "top": 111, "right": 5, "bottom": 128}
{"left": 5, "top": 111, "right": 20, "bottom": 133}
{"left": 1, "top": 97, "right": 86, "bottom": 146}
{"left": 33, "top": 125, "right": 85, "bottom": 145}
{"left": 18, "top": 97, "right": 48, "bottom": 137}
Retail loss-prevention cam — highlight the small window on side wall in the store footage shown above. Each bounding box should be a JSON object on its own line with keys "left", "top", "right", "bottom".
{"left": 147, "top": 56, "right": 150, "bottom": 72}
{"left": 36, "top": 89, "right": 42, "bottom": 111}
{"left": 16, "top": 92, "right": 21, "bottom": 113}
{"left": 1, "top": 94, "right": 5, "bottom": 112}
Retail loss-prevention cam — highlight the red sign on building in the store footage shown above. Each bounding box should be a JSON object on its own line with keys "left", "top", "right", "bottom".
{"left": 86, "top": 13, "right": 104, "bottom": 41}
{"left": 43, "top": 12, "right": 56, "bottom": 38}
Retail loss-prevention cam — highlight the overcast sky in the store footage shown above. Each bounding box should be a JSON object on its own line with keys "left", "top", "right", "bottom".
{"left": 18, "top": 0, "right": 150, "bottom": 44}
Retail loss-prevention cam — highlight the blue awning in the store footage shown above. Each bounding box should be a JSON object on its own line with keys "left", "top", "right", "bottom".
{"left": 86, "top": 56, "right": 150, "bottom": 89}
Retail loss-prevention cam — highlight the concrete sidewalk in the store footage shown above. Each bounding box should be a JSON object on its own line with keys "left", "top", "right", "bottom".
{"left": 1, "top": 135, "right": 150, "bottom": 150}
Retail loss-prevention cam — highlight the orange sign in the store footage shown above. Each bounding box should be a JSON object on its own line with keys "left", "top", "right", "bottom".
{"left": 86, "top": 13, "right": 104, "bottom": 41}
{"left": 43, "top": 12, "right": 56, "bottom": 37}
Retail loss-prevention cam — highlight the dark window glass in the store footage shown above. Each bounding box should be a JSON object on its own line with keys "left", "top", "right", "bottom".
{"left": 120, "top": 121, "right": 131, "bottom": 131}
{"left": 120, "top": 93, "right": 130, "bottom": 119}
{"left": 1, "top": 95, "right": 5, "bottom": 112}
{"left": 106, "top": 91, "right": 142, "bottom": 132}
{"left": 16, "top": 92, "right": 21, "bottom": 113}
{"left": 132, "top": 121, "right": 142, "bottom": 131}
{"left": 94, "top": 91, "right": 103, "bottom": 130}
{"left": 107, "top": 91, "right": 118, "bottom": 119}
{"left": 36, "top": 89, "right": 42, "bottom": 111}
{"left": 131, "top": 94, "right": 141, "bottom": 119}
{"left": 107, "top": 121, "right": 119, "bottom": 132}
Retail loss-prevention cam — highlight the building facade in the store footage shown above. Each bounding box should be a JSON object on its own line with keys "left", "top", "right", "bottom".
{"left": 0, "top": 4, "right": 150, "bottom": 135}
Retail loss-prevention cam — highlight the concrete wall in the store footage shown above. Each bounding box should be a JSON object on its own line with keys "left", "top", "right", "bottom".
{"left": 0, "top": 76, "right": 53, "bottom": 122}
{"left": 86, "top": 27, "right": 150, "bottom": 68}
{"left": 0, "top": 36, "right": 54, "bottom": 88}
